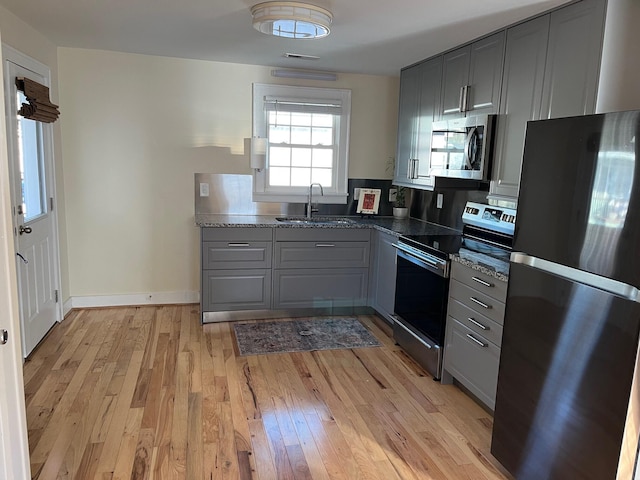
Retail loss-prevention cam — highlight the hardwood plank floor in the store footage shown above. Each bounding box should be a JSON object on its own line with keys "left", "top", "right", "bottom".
{"left": 24, "top": 305, "right": 511, "bottom": 480}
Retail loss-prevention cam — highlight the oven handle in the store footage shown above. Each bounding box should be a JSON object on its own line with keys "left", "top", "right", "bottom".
{"left": 392, "top": 243, "right": 448, "bottom": 278}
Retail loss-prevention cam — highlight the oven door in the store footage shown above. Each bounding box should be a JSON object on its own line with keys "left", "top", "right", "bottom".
{"left": 392, "top": 243, "right": 450, "bottom": 379}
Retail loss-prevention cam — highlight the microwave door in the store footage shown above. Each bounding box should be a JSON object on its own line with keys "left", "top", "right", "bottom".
{"left": 463, "top": 126, "right": 477, "bottom": 170}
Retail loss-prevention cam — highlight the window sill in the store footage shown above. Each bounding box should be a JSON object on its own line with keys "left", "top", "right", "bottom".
{"left": 251, "top": 192, "right": 348, "bottom": 204}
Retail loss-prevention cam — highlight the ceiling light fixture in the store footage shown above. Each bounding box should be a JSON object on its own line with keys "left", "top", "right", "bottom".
{"left": 251, "top": 2, "right": 333, "bottom": 39}
{"left": 271, "top": 69, "right": 337, "bottom": 81}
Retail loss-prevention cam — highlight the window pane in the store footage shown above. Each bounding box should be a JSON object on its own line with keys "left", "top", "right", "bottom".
{"left": 269, "top": 124, "right": 290, "bottom": 144}
{"left": 291, "top": 112, "right": 312, "bottom": 126}
{"left": 312, "top": 127, "right": 333, "bottom": 146}
{"left": 17, "top": 94, "right": 45, "bottom": 221}
{"left": 312, "top": 114, "right": 333, "bottom": 127}
{"left": 269, "top": 146, "right": 291, "bottom": 166}
{"left": 291, "top": 167, "right": 311, "bottom": 186}
{"left": 269, "top": 111, "right": 290, "bottom": 125}
{"left": 311, "top": 168, "right": 332, "bottom": 187}
{"left": 269, "top": 167, "right": 291, "bottom": 186}
{"left": 313, "top": 149, "right": 333, "bottom": 168}
{"left": 291, "top": 148, "right": 311, "bottom": 167}
{"left": 291, "top": 126, "right": 311, "bottom": 145}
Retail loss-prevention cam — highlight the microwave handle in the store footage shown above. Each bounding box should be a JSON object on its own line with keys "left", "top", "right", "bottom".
{"left": 464, "top": 127, "right": 477, "bottom": 170}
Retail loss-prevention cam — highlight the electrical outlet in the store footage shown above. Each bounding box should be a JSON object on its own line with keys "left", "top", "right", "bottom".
{"left": 199, "top": 183, "right": 210, "bottom": 197}
{"left": 437, "top": 193, "right": 443, "bottom": 209}
{"left": 389, "top": 188, "right": 397, "bottom": 203}
{"left": 354, "top": 188, "right": 361, "bottom": 200}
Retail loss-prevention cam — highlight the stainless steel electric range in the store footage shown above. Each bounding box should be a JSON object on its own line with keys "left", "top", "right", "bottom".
{"left": 392, "top": 202, "right": 516, "bottom": 380}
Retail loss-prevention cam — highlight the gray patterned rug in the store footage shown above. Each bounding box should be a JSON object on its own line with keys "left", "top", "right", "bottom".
{"left": 233, "top": 317, "right": 381, "bottom": 356}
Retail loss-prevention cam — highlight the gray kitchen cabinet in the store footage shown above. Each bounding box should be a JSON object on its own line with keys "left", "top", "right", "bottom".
{"left": 442, "top": 261, "right": 507, "bottom": 410}
{"left": 489, "top": 16, "right": 549, "bottom": 200}
{"left": 369, "top": 229, "right": 398, "bottom": 324}
{"left": 200, "top": 227, "right": 273, "bottom": 315}
{"left": 440, "top": 32, "right": 505, "bottom": 119}
{"left": 539, "top": 0, "right": 606, "bottom": 120}
{"left": 394, "top": 57, "right": 442, "bottom": 187}
{"left": 273, "top": 228, "right": 370, "bottom": 310}
{"left": 490, "top": 0, "right": 605, "bottom": 201}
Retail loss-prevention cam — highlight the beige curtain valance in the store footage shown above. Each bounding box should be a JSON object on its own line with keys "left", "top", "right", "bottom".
{"left": 15, "top": 77, "right": 60, "bottom": 123}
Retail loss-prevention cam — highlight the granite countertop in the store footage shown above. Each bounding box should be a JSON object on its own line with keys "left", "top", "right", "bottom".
{"left": 451, "top": 248, "right": 509, "bottom": 282}
{"left": 195, "top": 214, "right": 461, "bottom": 237}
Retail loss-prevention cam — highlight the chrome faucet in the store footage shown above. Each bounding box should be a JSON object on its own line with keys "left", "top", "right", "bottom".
{"left": 307, "top": 183, "right": 324, "bottom": 219}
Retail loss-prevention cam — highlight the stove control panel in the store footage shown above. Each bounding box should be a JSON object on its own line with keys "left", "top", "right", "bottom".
{"left": 462, "top": 202, "right": 517, "bottom": 235}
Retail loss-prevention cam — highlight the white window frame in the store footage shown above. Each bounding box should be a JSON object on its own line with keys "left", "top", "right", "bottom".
{"left": 252, "top": 83, "right": 351, "bottom": 204}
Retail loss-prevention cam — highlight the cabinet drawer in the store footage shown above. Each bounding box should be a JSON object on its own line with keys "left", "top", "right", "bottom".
{"left": 449, "top": 279, "right": 505, "bottom": 325}
{"left": 202, "top": 269, "right": 271, "bottom": 311}
{"left": 451, "top": 261, "right": 507, "bottom": 302}
{"left": 203, "top": 242, "right": 272, "bottom": 269}
{"left": 201, "top": 227, "right": 272, "bottom": 242}
{"left": 275, "top": 241, "right": 369, "bottom": 269}
{"left": 275, "top": 228, "right": 370, "bottom": 242}
{"left": 273, "top": 268, "right": 368, "bottom": 309}
{"left": 447, "top": 298, "right": 503, "bottom": 347}
{"left": 444, "top": 317, "right": 500, "bottom": 410}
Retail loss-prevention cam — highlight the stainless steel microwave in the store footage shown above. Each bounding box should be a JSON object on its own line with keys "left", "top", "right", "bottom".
{"left": 428, "top": 114, "right": 496, "bottom": 181}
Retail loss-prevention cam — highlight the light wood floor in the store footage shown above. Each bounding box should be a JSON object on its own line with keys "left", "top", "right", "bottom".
{"left": 23, "top": 305, "right": 510, "bottom": 480}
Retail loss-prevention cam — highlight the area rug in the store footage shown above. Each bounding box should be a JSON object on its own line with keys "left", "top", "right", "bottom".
{"left": 233, "top": 317, "right": 381, "bottom": 356}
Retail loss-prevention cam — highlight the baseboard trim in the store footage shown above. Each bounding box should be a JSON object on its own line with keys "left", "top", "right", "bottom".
{"left": 67, "top": 291, "right": 200, "bottom": 310}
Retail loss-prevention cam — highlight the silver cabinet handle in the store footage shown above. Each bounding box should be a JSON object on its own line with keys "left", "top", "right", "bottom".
{"left": 470, "top": 296, "right": 491, "bottom": 309}
{"left": 466, "top": 333, "right": 487, "bottom": 348}
{"left": 315, "top": 243, "right": 335, "bottom": 248}
{"left": 227, "top": 243, "right": 250, "bottom": 247}
{"left": 18, "top": 225, "right": 32, "bottom": 235}
{"left": 471, "top": 276, "right": 493, "bottom": 288}
{"left": 461, "top": 85, "right": 470, "bottom": 112}
{"left": 466, "top": 317, "right": 488, "bottom": 330}
{"left": 458, "top": 86, "right": 465, "bottom": 113}
{"left": 407, "top": 159, "right": 413, "bottom": 179}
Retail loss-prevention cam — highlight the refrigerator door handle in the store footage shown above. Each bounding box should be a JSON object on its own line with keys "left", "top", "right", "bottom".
{"left": 511, "top": 252, "right": 640, "bottom": 303}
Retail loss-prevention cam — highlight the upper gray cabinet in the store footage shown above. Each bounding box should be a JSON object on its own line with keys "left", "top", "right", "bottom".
{"left": 490, "top": 16, "right": 550, "bottom": 200}
{"left": 394, "top": 57, "right": 442, "bottom": 187}
{"left": 539, "top": 0, "right": 606, "bottom": 119}
{"left": 440, "top": 32, "right": 505, "bottom": 119}
{"left": 490, "top": 0, "right": 605, "bottom": 200}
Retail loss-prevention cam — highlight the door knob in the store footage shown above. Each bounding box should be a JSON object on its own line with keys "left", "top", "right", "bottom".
{"left": 0, "top": 329, "right": 7, "bottom": 345}
{"left": 18, "top": 225, "right": 32, "bottom": 235}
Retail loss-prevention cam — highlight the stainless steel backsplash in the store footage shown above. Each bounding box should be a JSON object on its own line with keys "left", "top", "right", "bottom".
{"left": 194, "top": 173, "right": 488, "bottom": 230}
{"left": 194, "top": 174, "right": 395, "bottom": 216}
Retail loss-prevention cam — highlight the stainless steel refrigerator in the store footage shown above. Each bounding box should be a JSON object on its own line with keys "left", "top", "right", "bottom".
{"left": 491, "top": 110, "right": 640, "bottom": 480}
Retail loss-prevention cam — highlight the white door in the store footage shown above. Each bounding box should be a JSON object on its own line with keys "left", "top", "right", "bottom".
{"left": 3, "top": 46, "right": 60, "bottom": 357}
{"left": 0, "top": 39, "right": 31, "bottom": 480}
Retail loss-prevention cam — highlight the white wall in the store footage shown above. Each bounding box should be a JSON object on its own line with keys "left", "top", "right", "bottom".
{"left": 0, "top": 5, "right": 70, "bottom": 303}
{"left": 57, "top": 48, "right": 399, "bottom": 302}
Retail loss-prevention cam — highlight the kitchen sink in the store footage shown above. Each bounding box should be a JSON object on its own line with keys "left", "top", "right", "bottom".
{"left": 275, "top": 216, "right": 355, "bottom": 225}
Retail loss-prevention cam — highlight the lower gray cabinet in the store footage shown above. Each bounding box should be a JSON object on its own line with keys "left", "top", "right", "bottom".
{"left": 273, "top": 228, "right": 370, "bottom": 310}
{"left": 443, "top": 262, "right": 507, "bottom": 410}
{"left": 200, "top": 227, "right": 273, "bottom": 314}
{"left": 273, "top": 268, "right": 369, "bottom": 309}
{"left": 202, "top": 269, "right": 271, "bottom": 311}
{"left": 369, "top": 229, "right": 398, "bottom": 323}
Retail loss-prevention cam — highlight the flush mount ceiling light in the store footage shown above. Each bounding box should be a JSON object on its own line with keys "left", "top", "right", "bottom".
{"left": 251, "top": 2, "right": 333, "bottom": 39}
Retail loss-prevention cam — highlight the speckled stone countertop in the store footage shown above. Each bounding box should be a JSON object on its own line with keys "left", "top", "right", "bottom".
{"left": 451, "top": 248, "right": 509, "bottom": 282}
{"left": 195, "top": 214, "right": 461, "bottom": 237}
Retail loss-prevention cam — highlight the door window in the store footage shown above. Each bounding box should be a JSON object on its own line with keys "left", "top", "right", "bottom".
{"left": 16, "top": 91, "right": 46, "bottom": 222}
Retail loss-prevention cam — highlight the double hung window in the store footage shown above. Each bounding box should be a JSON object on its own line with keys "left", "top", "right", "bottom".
{"left": 252, "top": 83, "right": 351, "bottom": 203}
